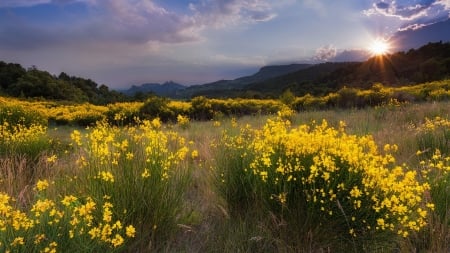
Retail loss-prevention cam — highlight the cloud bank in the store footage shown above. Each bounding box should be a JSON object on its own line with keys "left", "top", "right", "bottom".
{"left": 0, "top": 0, "right": 278, "bottom": 51}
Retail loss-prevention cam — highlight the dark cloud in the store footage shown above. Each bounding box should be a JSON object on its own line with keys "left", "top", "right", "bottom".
{"left": 0, "top": 0, "right": 278, "bottom": 51}
{"left": 0, "top": 0, "right": 198, "bottom": 50}
{"left": 375, "top": 2, "right": 390, "bottom": 9}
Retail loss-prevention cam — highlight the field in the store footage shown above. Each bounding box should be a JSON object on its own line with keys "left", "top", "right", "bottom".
{"left": 0, "top": 97, "right": 449, "bottom": 252}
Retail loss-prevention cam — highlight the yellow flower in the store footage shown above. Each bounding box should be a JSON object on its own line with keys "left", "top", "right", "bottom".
{"left": 111, "top": 234, "right": 124, "bottom": 247}
{"left": 61, "top": 195, "right": 78, "bottom": 207}
{"left": 11, "top": 237, "right": 24, "bottom": 246}
{"left": 125, "top": 152, "right": 134, "bottom": 160}
{"left": 191, "top": 150, "right": 199, "bottom": 159}
{"left": 88, "top": 227, "right": 101, "bottom": 239}
{"left": 98, "top": 171, "right": 115, "bottom": 183}
{"left": 46, "top": 155, "right": 57, "bottom": 163}
{"left": 36, "top": 179, "right": 50, "bottom": 192}
{"left": 349, "top": 186, "right": 362, "bottom": 198}
{"left": 141, "top": 168, "right": 150, "bottom": 178}
{"left": 125, "top": 225, "right": 136, "bottom": 238}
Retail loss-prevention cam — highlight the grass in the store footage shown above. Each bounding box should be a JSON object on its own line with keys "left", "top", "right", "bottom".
{"left": 0, "top": 101, "right": 449, "bottom": 252}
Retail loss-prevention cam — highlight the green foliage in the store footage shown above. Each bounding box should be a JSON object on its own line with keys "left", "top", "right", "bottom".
{"left": 0, "top": 61, "right": 127, "bottom": 104}
{"left": 279, "top": 89, "right": 295, "bottom": 106}
{"left": 139, "top": 96, "right": 175, "bottom": 122}
{"left": 190, "top": 96, "right": 214, "bottom": 120}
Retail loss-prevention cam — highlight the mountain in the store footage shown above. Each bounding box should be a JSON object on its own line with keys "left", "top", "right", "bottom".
{"left": 244, "top": 62, "right": 357, "bottom": 97}
{"left": 227, "top": 41, "right": 450, "bottom": 97}
{"left": 122, "top": 81, "right": 185, "bottom": 97}
{"left": 325, "top": 41, "right": 450, "bottom": 89}
{"left": 332, "top": 50, "right": 370, "bottom": 62}
{"left": 179, "top": 64, "right": 312, "bottom": 98}
{"left": 392, "top": 19, "right": 450, "bottom": 51}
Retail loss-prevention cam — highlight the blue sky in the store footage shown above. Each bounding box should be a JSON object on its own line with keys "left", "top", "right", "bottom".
{"left": 0, "top": 0, "right": 449, "bottom": 88}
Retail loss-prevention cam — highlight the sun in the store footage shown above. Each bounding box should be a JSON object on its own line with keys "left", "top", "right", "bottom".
{"left": 369, "top": 39, "right": 390, "bottom": 56}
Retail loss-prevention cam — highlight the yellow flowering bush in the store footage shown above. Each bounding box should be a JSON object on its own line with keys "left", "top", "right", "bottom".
{"left": 176, "top": 114, "right": 190, "bottom": 129}
{"left": 0, "top": 120, "right": 49, "bottom": 158}
{"left": 70, "top": 119, "right": 192, "bottom": 250}
{"left": 106, "top": 102, "right": 142, "bottom": 125}
{"left": 416, "top": 116, "right": 450, "bottom": 157}
{"left": 0, "top": 183, "right": 135, "bottom": 252}
{"left": 216, "top": 117, "right": 433, "bottom": 249}
{"left": 418, "top": 149, "right": 450, "bottom": 223}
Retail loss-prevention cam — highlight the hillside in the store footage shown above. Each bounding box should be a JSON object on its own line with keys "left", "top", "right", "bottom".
{"left": 179, "top": 64, "right": 311, "bottom": 98}
{"left": 174, "top": 42, "right": 450, "bottom": 98}
{"left": 121, "top": 81, "right": 185, "bottom": 97}
{"left": 241, "top": 42, "right": 450, "bottom": 97}
{"left": 0, "top": 62, "right": 126, "bottom": 104}
{"left": 245, "top": 62, "right": 358, "bottom": 97}
{"left": 324, "top": 41, "right": 450, "bottom": 89}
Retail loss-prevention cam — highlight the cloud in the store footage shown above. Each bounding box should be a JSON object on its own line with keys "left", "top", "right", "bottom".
{"left": 0, "top": 0, "right": 199, "bottom": 50}
{"left": 364, "top": 0, "right": 450, "bottom": 31}
{"left": 0, "top": 0, "right": 281, "bottom": 52}
{"left": 0, "top": 0, "right": 51, "bottom": 7}
{"left": 375, "top": 2, "right": 390, "bottom": 9}
{"left": 314, "top": 45, "right": 337, "bottom": 61}
{"left": 364, "top": 1, "right": 431, "bottom": 20}
{"left": 0, "top": 0, "right": 94, "bottom": 7}
{"left": 189, "top": 0, "right": 277, "bottom": 28}
{"left": 397, "top": 22, "right": 428, "bottom": 31}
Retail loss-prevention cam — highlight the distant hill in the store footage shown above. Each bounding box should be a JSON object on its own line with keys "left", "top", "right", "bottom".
{"left": 0, "top": 62, "right": 126, "bottom": 104}
{"left": 179, "top": 64, "right": 312, "bottom": 98}
{"left": 122, "top": 81, "right": 185, "bottom": 97}
{"left": 234, "top": 41, "right": 450, "bottom": 97}
{"left": 324, "top": 41, "right": 450, "bottom": 89}
{"left": 124, "top": 42, "right": 450, "bottom": 99}
{"left": 245, "top": 62, "right": 357, "bottom": 97}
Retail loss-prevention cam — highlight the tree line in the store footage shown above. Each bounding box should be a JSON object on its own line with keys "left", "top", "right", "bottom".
{"left": 0, "top": 63, "right": 126, "bottom": 104}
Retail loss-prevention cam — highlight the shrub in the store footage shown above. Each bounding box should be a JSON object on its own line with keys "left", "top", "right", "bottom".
{"left": 0, "top": 121, "right": 50, "bottom": 159}
{"left": 0, "top": 103, "right": 47, "bottom": 127}
{"left": 69, "top": 120, "right": 192, "bottom": 251}
{"left": 0, "top": 184, "right": 135, "bottom": 252}
{"left": 416, "top": 117, "right": 450, "bottom": 157}
{"left": 216, "top": 117, "right": 432, "bottom": 251}
{"left": 139, "top": 97, "right": 175, "bottom": 122}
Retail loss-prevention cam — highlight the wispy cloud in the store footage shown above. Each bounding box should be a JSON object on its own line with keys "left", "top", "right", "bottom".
{"left": 364, "top": 0, "right": 450, "bottom": 30}
{"left": 0, "top": 0, "right": 94, "bottom": 8}
{"left": 314, "top": 45, "right": 337, "bottom": 61}
{"left": 0, "top": 0, "right": 51, "bottom": 7}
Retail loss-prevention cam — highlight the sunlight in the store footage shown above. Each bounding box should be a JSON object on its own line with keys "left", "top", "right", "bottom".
{"left": 369, "top": 39, "right": 390, "bottom": 56}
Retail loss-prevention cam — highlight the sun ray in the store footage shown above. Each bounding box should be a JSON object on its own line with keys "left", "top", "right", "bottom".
{"left": 369, "top": 39, "right": 390, "bottom": 56}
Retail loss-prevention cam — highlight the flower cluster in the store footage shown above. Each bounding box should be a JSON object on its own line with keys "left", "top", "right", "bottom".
{"left": 0, "top": 184, "right": 135, "bottom": 252}
{"left": 218, "top": 117, "right": 433, "bottom": 239}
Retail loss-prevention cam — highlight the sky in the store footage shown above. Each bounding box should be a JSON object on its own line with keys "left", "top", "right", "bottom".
{"left": 0, "top": 0, "right": 449, "bottom": 89}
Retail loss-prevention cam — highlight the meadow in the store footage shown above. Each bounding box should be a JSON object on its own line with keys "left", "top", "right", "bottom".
{"left": 0, "top": 95, "right": 449, "bottom": 252}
